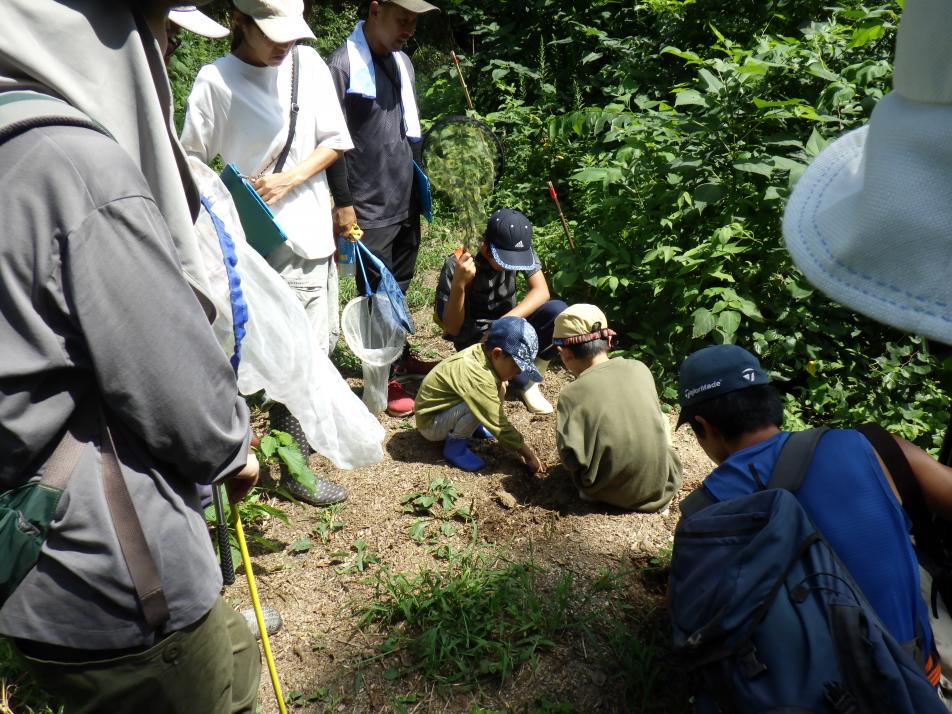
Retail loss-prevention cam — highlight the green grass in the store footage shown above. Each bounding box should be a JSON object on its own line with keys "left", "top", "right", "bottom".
{"left": 0, "top": 639, "right": 60, "bottom": 714}
{"left": 353, "top": 540, "right": 676, "bottom": 709}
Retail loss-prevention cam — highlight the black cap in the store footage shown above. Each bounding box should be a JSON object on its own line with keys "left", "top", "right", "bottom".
{"left": 676, "top": 345, "right": 770, "bottom": 426}
{"left": 485, "top": 208, "right": 538, "bottom": 271}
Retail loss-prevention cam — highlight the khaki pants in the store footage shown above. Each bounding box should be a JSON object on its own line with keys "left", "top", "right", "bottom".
{"left": 268, "top": 244, "right": 340, "bottom": 355}
{"left": 17, "top": 597, "right": 260, "bottom": 714}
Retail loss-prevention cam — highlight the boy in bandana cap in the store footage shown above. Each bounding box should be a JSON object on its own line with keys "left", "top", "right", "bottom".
{"left": 554, "top": 305, "right": 682, "bottom": 511}
{"left": 415, "top": 317, "right": 544, "bottom": 473}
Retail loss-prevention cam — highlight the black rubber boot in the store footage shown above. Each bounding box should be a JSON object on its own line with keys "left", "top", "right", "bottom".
{"left": 269, "top": 404, "right": 347, "bottom": 506}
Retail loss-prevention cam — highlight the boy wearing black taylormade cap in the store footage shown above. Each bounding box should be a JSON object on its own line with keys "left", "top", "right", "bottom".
{"left": 434, "top": 208, "right": 567, "bottom": 415}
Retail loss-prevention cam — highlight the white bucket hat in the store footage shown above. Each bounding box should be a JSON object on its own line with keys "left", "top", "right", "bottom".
{"left": 233, "top": 0, "right": 316, "bottom": 43}
{"left": 169, "top": 6, "right": 229, "bottom": 39}
{"left": 782, "top": 0, "right": 952, "bottom": 345}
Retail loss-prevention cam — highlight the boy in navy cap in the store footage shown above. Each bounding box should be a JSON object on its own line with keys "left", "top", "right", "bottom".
{"left": 415, "top": 316, "right": 544, "bottom": 473}
{"left": 676, "top": 344, "right": 946, "bottom": 686}
{"left": 434, "top": 208, "right": 567, "bottom": 414}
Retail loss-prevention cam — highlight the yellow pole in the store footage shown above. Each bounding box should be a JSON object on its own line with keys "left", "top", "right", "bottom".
{"left": 232, "top": 508, "right": 288, "bottom": 714}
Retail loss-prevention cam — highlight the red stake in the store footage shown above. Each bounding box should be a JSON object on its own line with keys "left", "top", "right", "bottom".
{"left": 547, "top": 180, "right": 576, "bottom": 251}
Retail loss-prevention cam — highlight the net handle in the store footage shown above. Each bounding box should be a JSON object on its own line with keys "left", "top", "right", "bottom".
{"left": 355, "top": 240, "right": 371, "bottom": 297}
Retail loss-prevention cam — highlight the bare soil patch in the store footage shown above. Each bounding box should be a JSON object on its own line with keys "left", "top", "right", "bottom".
{"left": 232, "top": 261, "right": 712, "bottom": 714}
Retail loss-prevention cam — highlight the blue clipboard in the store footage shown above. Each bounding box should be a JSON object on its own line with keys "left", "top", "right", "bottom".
{"left": 413, "top": 160, "right": 432, "bottom": 223}
{"left": 220, "top": 163, "right": 288, "bottom": 257}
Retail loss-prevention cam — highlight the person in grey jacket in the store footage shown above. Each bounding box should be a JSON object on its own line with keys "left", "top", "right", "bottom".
{"left": 0, "top": 2, "right": 261, "bottom": 712}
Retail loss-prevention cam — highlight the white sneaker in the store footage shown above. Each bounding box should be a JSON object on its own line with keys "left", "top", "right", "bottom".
{"left": 519, "top": 383, "right": 553, "bottom": 414}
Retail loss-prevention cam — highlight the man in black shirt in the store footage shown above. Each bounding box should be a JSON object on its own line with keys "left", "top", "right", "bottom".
{"left": 326, "top": 0, "right": 438, "bottom": 417}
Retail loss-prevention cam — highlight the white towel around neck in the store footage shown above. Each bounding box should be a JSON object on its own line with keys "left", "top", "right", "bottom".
{"left": 345, "top": 21, "right": 421, "bottom": 141}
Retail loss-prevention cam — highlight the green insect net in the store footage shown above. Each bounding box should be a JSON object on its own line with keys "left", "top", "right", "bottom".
{"left": 423, "top": 117, "right": 504, "bottom": 254}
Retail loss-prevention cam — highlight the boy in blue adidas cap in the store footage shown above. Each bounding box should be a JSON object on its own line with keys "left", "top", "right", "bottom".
{"left": 415, "top": 316, "right": 544, "bottom": 473}
{"left": 434, "top": 208, "right": 567, "bottom": 415}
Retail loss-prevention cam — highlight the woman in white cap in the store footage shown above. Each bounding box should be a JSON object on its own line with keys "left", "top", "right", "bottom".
{"left": 181, "top": 0, "right": 354, "bottom": 507}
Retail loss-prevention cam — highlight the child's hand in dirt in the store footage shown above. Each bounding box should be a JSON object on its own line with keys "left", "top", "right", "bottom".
{"left": 520, "top": 446, "right": 544, "bottom": 475}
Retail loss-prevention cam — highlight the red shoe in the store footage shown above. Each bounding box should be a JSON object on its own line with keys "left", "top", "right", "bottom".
{"left": 386, "top": 379, "right": 415, "bottom": 417}
{"left": 393, "top": 354, "right": 439, "bottom": 377}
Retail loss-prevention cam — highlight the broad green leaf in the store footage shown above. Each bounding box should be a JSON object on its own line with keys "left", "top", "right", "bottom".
{"left": 290, "top": 538, "right": 313, "bottom": 554}
{"left": 737, "top": 299, "right": 764, "bottom": 321}
{"left": 582, "top": 52, "right": 603, "bottom": 64}
{"left": 697, "top": 69, "right": 723, "bottom": 93}
{"left": 276, "top": 445, "right": 316, "bottom": 493}
{"left": 661, "top": 47, "right": 701, "bottom": 63}
{"left": 850, "top": 21, "right": 886, "bottom": 48}
{"left": 408, "top": 520, "right": 428, "bottom": 543}
{"left": 805, "top": 128, "right": 828, "bottom": 158}
{"left": 806, "top": 62, "right": 838, "bottom": 82}
{"left": 692, "top": 308, "right": 716, "bottom": 339}
{"left": 694, "top": 183, "right": 725, "bottom": 205}
{"left": 733, "top": 161, "right": 774, "bottom": 177}
{"left": 258, "top": 434, "right": 278, "bottom": 459}
{"left": 753, "top": 97, "right": 807, "bottom": 109}
{"left": 569, "top": 166, "right": 625, "bottom": 185}
{"left": 674, "top": 89, "right": 705, "bottom": 107}
{"left": 716, "top": 310, "right": 741, "bottom": 340}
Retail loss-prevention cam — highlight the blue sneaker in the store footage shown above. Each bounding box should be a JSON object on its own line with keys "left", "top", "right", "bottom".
{"left": 443, "top": 436, "right": 486, "bottom": 472}
{"left": 472, "top": 425, "right": 496, "bottom": 441}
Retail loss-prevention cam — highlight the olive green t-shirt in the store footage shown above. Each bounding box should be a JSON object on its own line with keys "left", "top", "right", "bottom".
{"left": 556, "top": 358, "right": 682, "bottom": 511}
{"left": 415, "top": 344, "right": 524, "bottom": 450}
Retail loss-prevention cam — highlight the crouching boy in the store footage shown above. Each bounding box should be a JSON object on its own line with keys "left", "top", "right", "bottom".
{"left": 415, "top": 317, "right": 544, "bottom": 474}
{"left": 554, "top": 305, "right": 683, "bottom": 511}
{"left": 434, "top": 208, "right": 567, "bottom": 414}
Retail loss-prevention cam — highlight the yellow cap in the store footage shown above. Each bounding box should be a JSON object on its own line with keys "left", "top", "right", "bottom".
{"left": 553, "top": 304, "right": 609, "bottom": 340}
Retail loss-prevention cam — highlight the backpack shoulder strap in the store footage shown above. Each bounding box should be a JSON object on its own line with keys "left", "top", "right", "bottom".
{"left": 856, "top": 423, "right": 936, "bottom": 550}
{"left": 679, "top": 487, "right": 715, "bottom": 519}
{"left": 0, "top": 90, "right": 110, "bottom": 147}
{"left": 767, "top": 427, "right": 830, "bottom": 492}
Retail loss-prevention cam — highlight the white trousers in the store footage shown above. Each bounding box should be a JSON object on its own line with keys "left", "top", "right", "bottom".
{"left": 267, "top": 244, "right": 339, "bottom": 355}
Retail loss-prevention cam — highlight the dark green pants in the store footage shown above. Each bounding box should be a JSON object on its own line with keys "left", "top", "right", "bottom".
{"left": 16, "top": 597, "right": 260, "bottom": 714}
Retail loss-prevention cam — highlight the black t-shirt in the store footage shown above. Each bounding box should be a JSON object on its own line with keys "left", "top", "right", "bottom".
{"left": 434, "top": 251, "right": 541, "bottom": 349}
{"left": 326, "top": 46, "right": 419, "bottom": 229}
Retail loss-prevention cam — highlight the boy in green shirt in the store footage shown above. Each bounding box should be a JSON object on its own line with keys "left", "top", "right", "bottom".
{"left": 416, "top": 316, "right": 544, "bottom": 473}
{"left": 554, "top": 304, "right": 683, "bottom": 511}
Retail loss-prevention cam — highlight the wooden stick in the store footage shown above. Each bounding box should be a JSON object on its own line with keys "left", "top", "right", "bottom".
{"left": 450, "top": 51, "right": 474, "bottom": 110}
{"left": 547, "top": 181, "right": 576, "bottom": 251}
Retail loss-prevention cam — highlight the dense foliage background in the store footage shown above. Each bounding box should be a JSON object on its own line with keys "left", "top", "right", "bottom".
{"left": 173, "top": 0, "right": 951, "bottom": 448}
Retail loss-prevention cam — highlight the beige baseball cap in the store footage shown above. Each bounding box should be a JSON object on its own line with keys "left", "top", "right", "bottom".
{"left": 382, "top": 0, "right": 440, "bottom": 13}
{"left": 553, "top": 304, "right": 610, "bottom": 343}
{"left": 233, "top": 0, "right": 316, "bottom": 43}
{"left": 169, "top": 6, "right": 229, "bottom": 38}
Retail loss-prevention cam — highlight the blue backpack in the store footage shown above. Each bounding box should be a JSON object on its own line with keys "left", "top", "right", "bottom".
{"left": 670, "top": 429, "right": 945, "bottom": 714}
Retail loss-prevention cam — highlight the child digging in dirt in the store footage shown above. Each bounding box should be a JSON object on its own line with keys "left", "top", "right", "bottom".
{"left": 415, "top": 316, "right": 544, "bottom": 473}
{"left": 554, "top": 304, "right": 683, "bottom": 511}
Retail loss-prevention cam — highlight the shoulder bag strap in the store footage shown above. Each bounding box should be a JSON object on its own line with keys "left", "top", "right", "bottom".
{"left": 767, "top": 427, "right": 829, "bottom": 492}
{"left": 273, "top": 46, "right": 300, "bottom": 175}
{"left": 98, "top": 408, "right": 170, "bottom": 629}
{"left": 679, "top": 487, "right": 715, "bottom": 519}
{"left": 0, "top": 90, "right": 110, "bottom": 147}
{"left": 857, "top": 423, "right": 938, "bottom": 552}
